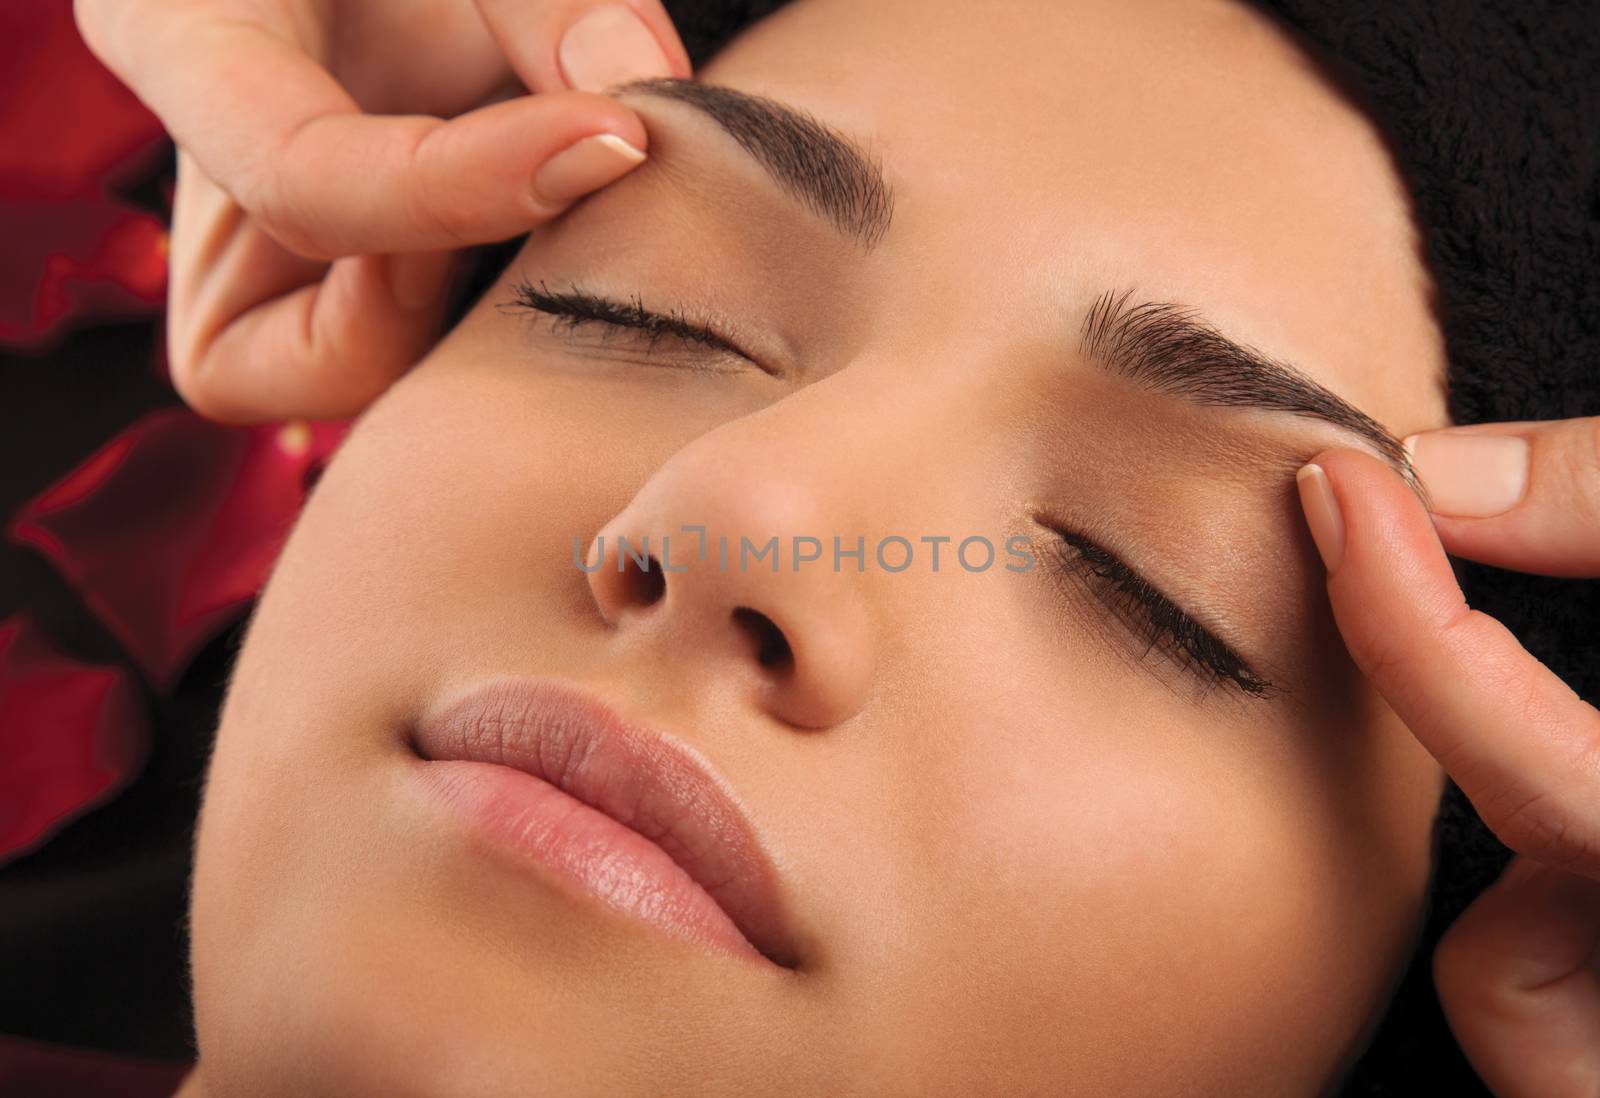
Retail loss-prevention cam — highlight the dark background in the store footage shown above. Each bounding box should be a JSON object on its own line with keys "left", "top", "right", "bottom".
{"left": 0, "top": 135, "right": 214, "bottom": 1066}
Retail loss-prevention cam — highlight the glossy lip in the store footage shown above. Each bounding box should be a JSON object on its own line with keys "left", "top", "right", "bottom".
{"left": 408, "top": 676, "right": 798, "bottom": 970}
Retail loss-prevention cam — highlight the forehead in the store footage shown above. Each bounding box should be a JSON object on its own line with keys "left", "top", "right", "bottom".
{"left": 698, "top": 0, "right": 1449, "bottom": 434}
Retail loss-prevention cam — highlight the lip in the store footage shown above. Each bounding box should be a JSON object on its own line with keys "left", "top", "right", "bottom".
{"left": 408, "top": 677, "right": 797, "bottom": 970}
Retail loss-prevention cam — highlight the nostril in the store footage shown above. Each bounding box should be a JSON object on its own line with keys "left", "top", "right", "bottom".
{"left": 620, "top": 553, "right": 667, "bottom": 608}
{"left": 732, "top": 607, "right": 793, "bottom": 671}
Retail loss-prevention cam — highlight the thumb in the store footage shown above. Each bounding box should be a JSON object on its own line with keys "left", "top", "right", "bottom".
{"left": 1404, "top": 416, "right": 1600, "bottom": 577}
{"left": 1434, "top": 857, "right": 1600, "bottom": 1098}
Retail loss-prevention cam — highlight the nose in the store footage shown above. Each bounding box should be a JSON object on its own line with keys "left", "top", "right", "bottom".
{"left": 584, "top": 427, "right": 876, "bottom": 731}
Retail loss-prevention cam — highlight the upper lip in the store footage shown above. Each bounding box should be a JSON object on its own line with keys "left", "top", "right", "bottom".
{"left": 411, "top": 677, "right": 798, "bottom": 969}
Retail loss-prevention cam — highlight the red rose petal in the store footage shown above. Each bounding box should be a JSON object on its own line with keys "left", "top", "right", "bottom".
{"left": 8, "top": 409, "right": 351, "bottom": 691}
{"left": 0, "top": 2, "right": 164, "bottom": 202}
{"left": 0, "top": 205, "right": 168, "bottom": 345}
{"left": 0, "top": 613, "right": 147, "bottom": 866}
{"left": 0, "top": 0, "right": 170, "bottom": 349}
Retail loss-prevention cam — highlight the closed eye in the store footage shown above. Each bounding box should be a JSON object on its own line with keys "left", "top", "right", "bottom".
{"left": 502, "top": 278, "right": 777, "bottom": 376}
{"left": 1038, "top": 523, "right": 1277, "bottom": 701}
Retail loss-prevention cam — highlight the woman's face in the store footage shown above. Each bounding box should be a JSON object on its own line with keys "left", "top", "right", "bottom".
{"left": 190, "top": 0, "right": 1452, "bottom": 1093}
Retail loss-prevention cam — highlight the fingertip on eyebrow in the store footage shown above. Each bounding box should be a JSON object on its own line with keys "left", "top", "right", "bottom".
{"left": 1081, "top": 288, "right": 1428, "bottom": 502}
{"left": 612, "top": 76, "right": 895, "bottom": 249}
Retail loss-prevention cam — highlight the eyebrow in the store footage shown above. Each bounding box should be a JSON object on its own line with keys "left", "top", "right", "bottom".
{"left": 1081, "top": 289, "right": 1425, "bottom": 494}
{"left": 613, "top": 80, "right": 1416, "bottom": 493}
{"left": 618, "top": 77, "right": 895, "bottom": 250}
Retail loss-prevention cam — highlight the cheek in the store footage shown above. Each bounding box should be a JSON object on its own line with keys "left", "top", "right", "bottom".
{"left": 192, "top": 338, "right": 744, "bottom": 860}
{"left": 221, "top": 335, "right": 759, "bottom": 724}
{"left": 820, "top": 600, "right": 1438, "bottom": 1094}
{"left": 189, "top": 354, "right": 777, "bottom": 1090}
{"left": 187, "top": 348, "right": 742, "bottom": 1037}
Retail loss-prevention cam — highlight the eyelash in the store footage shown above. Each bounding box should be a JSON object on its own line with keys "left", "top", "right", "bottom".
{"left": 509, "top": 280, "right": 1273, "bottom": 701}
{"left": 505, "top": 278, "right": 761, "bottom": 368}
{"left": 1041, "top": 528, "right": 1275, "bottom": 700}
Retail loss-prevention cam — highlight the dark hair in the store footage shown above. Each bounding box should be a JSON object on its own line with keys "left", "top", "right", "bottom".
{"left": 460, "top": 4, "right": 1600, "bottom": 1091}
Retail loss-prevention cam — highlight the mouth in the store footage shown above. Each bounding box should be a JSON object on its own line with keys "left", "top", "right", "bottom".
{"left": 407, "top": 676, "right": 798, "bottom": 970}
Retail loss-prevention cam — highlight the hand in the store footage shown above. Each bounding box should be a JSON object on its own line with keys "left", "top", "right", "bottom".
{"left": 1297, "top": 417, "right": 1600, "bottom": 1098}
{"left": 74, "top": 0, "right": 691, "bottom": 424}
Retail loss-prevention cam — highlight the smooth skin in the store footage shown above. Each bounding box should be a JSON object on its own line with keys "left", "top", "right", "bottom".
{"left": 80, "top": 0, "right": 1597, "bottom": 1094}
{"left": 1301, "top": 423, "right": 1600, "bottom": 1098}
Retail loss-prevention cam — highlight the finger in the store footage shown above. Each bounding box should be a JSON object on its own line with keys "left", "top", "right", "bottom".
{"left": 244, "top": 91, "right": 651, "bottom": 260}
{"left": 1434, "top": 856, "right": 1600, "bottom": 1098}
{"left": 81, "top": 5, "right": 649, "bottom": 258}
{"left": 1403, "top": 416, "right": 1600, "bottom": 577}
{"left": 175, "top": 247, "right": 457, "bottom": 425}
{"left": 315, "top": 4, "right": 510, "bottom": 115}
{"left": 165, "top": 149, "right": 457, "bottom": 424}
{"left": 1296, "top": 449, "right": 1600, "bottom": 876}
{"left": 473, "top": 0, "right": 690, "bottom": 94}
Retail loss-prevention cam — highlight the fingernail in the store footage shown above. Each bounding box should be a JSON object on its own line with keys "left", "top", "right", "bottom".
{"left": 533, "top": 133, "right": 646, "bottom": 204}
{"left": 1402, "top": 432, "right": 1530, "bottom": 517}
{"left": 1296, "top": 463, "right": 1345, "bottom": 573}
{"left": 559, "top": 4, "right": 673, "bottom": 93}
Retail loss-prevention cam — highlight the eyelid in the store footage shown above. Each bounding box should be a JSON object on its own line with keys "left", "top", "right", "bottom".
{"left": 503, "top": 278, "right": 780, "bottom": 378}
{"left": 1034, "top": 517, "right": 1277, "bottom": 700}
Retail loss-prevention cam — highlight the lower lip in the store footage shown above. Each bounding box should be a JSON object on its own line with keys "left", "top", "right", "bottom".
{"left": 409, "top": 756, "right": 765, "bottom": 964}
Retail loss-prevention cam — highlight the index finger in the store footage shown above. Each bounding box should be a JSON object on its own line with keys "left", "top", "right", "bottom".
{"left": 76, "top": 1, "right": 649, "bottom": 258}
{"left": 1298, "top": 448, "right": 1600, "bottom": 877}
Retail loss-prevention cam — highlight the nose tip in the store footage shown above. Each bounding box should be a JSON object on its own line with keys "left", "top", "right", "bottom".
{"left": 582, "top": 529, "right": 874, "bottom": 730}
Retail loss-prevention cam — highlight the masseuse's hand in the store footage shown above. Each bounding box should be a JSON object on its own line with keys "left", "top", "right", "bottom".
{"left": 74, "top": 0, "right": 689, "bottom": 424}
{"left": 1297, "top": 419, "right": 1600, "bottom": 1098}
